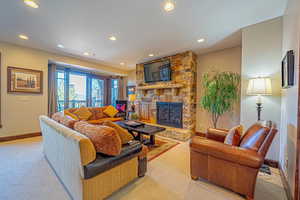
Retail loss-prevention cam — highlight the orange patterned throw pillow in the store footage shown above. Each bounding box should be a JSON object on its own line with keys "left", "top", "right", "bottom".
{"left": 64, "top": 110, "right": 80, "bottom": 120}
{"left": 224, "top": 125, "right": 243, "bottom": 146}
{"left": 103, "top": 105, "right": 119, "bottom": 118}
{"left": 74, "top": 107, "right": 92, "bottom": 120}
{"left": 51, "top": 112, "right": 78, "bottom": 129}
{"left": 102, "top": 120, "right": 134, "bottom": 144}
{"left": 74, "top": 121, "right": 122, "bottom": 156}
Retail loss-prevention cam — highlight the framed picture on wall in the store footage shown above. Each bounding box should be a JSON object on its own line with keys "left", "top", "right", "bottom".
{"left": 7, "top": 66, "right": 43, "bottom": 94}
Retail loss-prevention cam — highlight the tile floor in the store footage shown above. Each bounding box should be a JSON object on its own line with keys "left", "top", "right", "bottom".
{"left": 0, "top": 136, "right": 287, "bottom": 200}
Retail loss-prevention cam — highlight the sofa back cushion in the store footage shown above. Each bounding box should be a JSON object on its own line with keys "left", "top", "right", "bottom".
{"left": 88, "top": 107, "right": 108, "bottom": 120}
{"left": 240, "top": 124, "right": 270, "bottom": 151}
{"left": 74, "top": 121, "right": 122, "bottom": 156}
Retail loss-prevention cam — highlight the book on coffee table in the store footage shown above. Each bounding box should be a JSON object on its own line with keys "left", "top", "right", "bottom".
{"left": 124, "top": 121, "right": 143, "bottom": 127}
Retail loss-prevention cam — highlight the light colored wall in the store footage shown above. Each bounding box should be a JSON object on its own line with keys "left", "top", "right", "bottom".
{"left": 240, "top": 17, "right": 283, "bottom": 161}
{"left": 280, "top": 0, "right": 300, "bottom": 196}
{"left": 0, "top": 42, "right": 128, "bottom": 137}
{"left": 196, "top": 46, "right": 242, "bottom": 132}
{"left": 127, "top": 69, "right": 136, "bottom": 86}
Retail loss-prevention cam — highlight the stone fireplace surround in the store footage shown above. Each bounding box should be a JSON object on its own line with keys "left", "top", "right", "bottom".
{"left": 135, "top": 51, "right": 197, "bottom": 141}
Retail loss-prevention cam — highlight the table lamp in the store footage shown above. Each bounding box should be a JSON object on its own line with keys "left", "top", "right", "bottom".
{"left": 247, "top": 77, "right": 272, "bottom": 121}
{"left": 128, "top": 94, "right": 136, "bottom": 112}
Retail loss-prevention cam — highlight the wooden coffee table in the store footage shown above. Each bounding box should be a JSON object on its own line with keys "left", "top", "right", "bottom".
{"left": 115, "top": 121, "right": 166, "bottom": 146}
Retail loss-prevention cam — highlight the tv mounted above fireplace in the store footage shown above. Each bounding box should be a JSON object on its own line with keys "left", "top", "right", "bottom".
{"left": 144, "top": 59, "right": 171, "bottom": 83}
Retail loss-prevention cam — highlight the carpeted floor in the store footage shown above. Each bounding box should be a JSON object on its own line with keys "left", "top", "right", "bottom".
{"left": 0, "top": 136, "right": 287, "bottom": 200}
{"left": 147, "top": 136, "right": 179, "bottom": 161}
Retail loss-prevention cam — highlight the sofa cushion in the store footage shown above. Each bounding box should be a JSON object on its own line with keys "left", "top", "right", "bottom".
{"left": 103, "top": 105, "right": 119, "bottom": 118}
{"left": 83, "top": 140, "right": 142, "bottom": 179}
{"left": 74, "top": 107, "right": 92, "bottom": 120}
{"left": 87, "top": 117, "right": 123, "bottom": 125}
{"left": 74, "top": 121, "right": 122, "bottom": 156}
{"left": 102, "top": 120, "right": 134, "bottom": 144}
{"left": 240, "top": 124, "right": 270, "bottom": 151}
{"left": 224, "top": 125, "right": 243, "bottom": 146}
{"left": 88, "top": 107, "right": 108, "bottom": 120}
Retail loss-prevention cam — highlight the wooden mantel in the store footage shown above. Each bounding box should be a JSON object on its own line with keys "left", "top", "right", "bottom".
{"left": 136, "top": 83, "right": 183, "bottom": 90}
{"left": 137, "top": 83, "right": 184, "bottom": 96}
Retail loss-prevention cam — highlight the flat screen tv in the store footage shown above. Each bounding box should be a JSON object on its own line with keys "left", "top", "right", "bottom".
{"left": 282, "top": 50, "right": 294, "bottom": 88}
{"left": 144, "top": 59, "right": 171, "bottom": 83}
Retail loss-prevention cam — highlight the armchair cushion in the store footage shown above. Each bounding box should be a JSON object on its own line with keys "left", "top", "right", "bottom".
{"left": 190, "top": 136, "right": 263, "bottom": 168}
{"left": 206, "top": 128, "right": 229, "bottom": 142}
{"left": 240, "top": 124, "right": 270, "bottom": 151}
{"left": 224, "top": 125, "right": 243, "bottom": 146}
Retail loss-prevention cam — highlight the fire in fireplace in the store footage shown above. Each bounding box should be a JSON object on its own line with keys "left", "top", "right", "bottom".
{"left": 156, "top": 102, "right": 183, "bottom": 128}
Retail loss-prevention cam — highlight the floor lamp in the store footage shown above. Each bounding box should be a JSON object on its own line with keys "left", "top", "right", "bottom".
{"left": 247, "top": 77, "right": 272, "bottom": 121}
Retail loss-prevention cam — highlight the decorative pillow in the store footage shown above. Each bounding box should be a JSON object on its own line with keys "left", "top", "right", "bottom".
{"left": 224, "top": 125, "right": 243, "bottom": 146}
{"left": 74, "top": 107, "right": 92, "bottom": 120}
{"left": 74, "top": 121, "right": 122, "bottom": 156}
{"left": 52, "top": 112, "right": 64, "bottom": 122}
{"left": 89, "top": 107, "right": 107, "bottom": 120}
{"left": 60, "top": 115, "right": 78, "bottom": 129}
{"left": 102, "top": 120, "right": 134, "bottom": 144}
{"left": 103, "top": 105, "right": 119, "bottom": 118}
{"left": 116, "top": 104, "right": 126, "bottom": 112}
{"left": 65, "top": 110, "right": 80, "bottom": 120}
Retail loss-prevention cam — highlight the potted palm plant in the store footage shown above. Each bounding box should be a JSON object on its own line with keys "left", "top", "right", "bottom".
{"left": 200, "top": 71, "right": 241, "bottom": 128}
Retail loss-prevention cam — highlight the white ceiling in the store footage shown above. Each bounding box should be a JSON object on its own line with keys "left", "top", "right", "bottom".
{"left": 0, "top": 0, "right": 287, "bottom": 71}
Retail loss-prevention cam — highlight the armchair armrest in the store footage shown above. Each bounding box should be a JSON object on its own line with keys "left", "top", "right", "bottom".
{"left": 206, "top": 128, "right": 229, "bottom": 142}
{"left": 190, "top": 136, "right": 263, "bottom": 168}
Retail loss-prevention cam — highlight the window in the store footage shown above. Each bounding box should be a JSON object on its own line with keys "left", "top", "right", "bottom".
{"left": 91, "top": 78, "right": 105, "bottom": 107}
{"left": 111, "top": 79, "right": 119, "bottom": 107}
{"left": 55, "top": 67, "right": 115, "bottom": 111}
{"left": 69, "top": 73, "right": 87, "bottom": 108}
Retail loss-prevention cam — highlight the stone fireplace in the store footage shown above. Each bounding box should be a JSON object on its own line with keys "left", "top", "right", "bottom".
{"left": 135, "top": 51, "right": 197, "bottom": 141}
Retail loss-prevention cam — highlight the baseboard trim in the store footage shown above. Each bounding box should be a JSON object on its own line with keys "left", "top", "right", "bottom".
{"left": 279, "top": 164, "right": 293, "bottom": 200}
{"left": 0, "top": 132, "right": 41, "bottom": 143}
{"left": 264, "top": 159, "right": 279, "bottom": 168}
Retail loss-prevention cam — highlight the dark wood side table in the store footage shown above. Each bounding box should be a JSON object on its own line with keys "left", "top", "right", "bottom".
{"left": 115, "top": 121, "right": 166, "bottom": 146}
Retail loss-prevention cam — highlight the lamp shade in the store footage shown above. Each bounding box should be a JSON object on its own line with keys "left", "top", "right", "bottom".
{"left": 247, "top": 77, "right": 272, "bottom": 95}
{"left": 128, "top": 94, "right": 136, "bottom": 102}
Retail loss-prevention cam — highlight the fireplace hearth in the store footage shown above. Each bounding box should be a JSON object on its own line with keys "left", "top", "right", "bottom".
{"left": 157, "top": 102, "right": 183, "bottom": 128}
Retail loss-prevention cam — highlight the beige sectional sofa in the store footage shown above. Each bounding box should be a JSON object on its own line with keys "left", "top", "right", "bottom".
{"left": 39, "top": 115, "right": 146, "bottom": 200}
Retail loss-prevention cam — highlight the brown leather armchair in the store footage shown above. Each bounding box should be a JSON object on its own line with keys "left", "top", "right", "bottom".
{"left": 190, "top": 122, "right": 277, "bottom": 200}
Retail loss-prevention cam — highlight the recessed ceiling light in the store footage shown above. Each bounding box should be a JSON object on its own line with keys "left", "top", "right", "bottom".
{"left": 164, "top": 0, "right": 175, "bottom": 12}
{"left": 149, "top": 54, "right": 154, "bottom": 57}
{"left": 57, "top": 44, "right": 64, "bottom": 48}
{"left": 83, "top": 52, "right": 89, "bottom": 56}
{"left": 24, "top": 0, "right": 39, "bottom": 8}
{"left": 109, "top": 36, "right": 117, "bottom": 41}
{"left": 197, "top": 38, "right": 205, "bottom": 43}
{"left": 18, "top": 34, "right": 29, "bottom": 40}
{"left": 120, "top": 62, "right": 125, "bottom": 65}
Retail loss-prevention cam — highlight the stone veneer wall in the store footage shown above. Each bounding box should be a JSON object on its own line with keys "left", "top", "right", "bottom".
{"left": 136, "top": 51, "right": 197, "bottom": 140}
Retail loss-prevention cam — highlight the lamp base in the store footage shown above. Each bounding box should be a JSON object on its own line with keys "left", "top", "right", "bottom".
{"left": 256, "top": 103, "right": 262, "bottom": 121}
